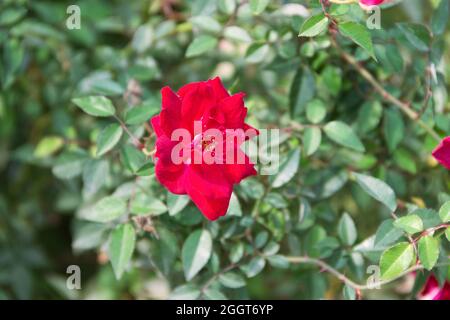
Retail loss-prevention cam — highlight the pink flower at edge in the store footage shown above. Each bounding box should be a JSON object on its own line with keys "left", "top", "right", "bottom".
{"left": 432, "top": 137, "right": 450, "bottom": 170}
{"left": 359, "top": 0, "right": 385, "bottom": 6}
{"left": 359, "top": 0, "right": 386, "bottom": 10}
{"left": 150, "top": 77, "right": 258, "bottom": 221}
{"left": 418, "top": 276, "right": 450, "bottom": 300}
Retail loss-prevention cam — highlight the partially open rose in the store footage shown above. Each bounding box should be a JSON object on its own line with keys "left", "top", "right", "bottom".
{"left": 418, "top": 276, "right": 450, "bottom": 300}
{"left": 151, "top": 77, "right": 258, "bottom": 220}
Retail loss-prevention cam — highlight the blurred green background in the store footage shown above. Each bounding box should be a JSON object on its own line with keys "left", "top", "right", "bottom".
{"left": 0, "top": 0, "right": 449, "bottom": 299}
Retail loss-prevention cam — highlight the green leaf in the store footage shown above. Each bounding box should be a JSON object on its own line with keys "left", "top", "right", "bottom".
{"left": 135, "top": 162, "right": 155, "bottom": 176}
{"left": 380, "top": 242, "right": 415, "bottom": 281}
{"left": 432, "top": 0, "right": 449, "bottom": 36}
{"left": 190, "top": 16, "right": 221, "bottom": 33}
{"left": 271, "top": 149, "right": 300, "bottom": 188}
{"left": 82, "top": 159, "right": 109, "bottom": 198}
{"left": 303, "top": 127, "right": 322, "bottom": 156}
{"left": 229, "top": 242, "right": 244, "bottom": 263}
{"left": 72, "top": 96, "right": 116, "bottom": 117}
{"left": 353, "top": 173, "right": 397, "bottom": 212}
{"left": 339, "top": 21, "right": 376, "bottom": 60}
{"left": 167, "top": 193, "right": 190, "bottom": 216}
{"left": 124, "top": 101, "right": 158, "bottom": 125}
{"left": 384, "top": 109, "right": 404, "bottom": 153}
{"left": 394, "top": 214, "right": 424, "bottom": 234}
{"left": 185, "top": 35, "right": 218, "bottom": 57}
{"left": 323, "top": 121, "right": 365, "bottom": 152}
{"left": 267, "top": 255, "right": 289, "bottom": 269}
{"left": 393, "top": 149, "right": 416, "bottom": 174}
{"left": 2, "top": 38, "right": 24, "bottom": 89}
{"left": 305, "top": 225, "right": 327, "bottom": 258}
{"left": 321, "top": 66, "right": 342, "bottom": 97}
{"left": 263, "top": 241, "right": 280, "bottom": 256}
{"left": 91, "top": 79, "right": 124, "bottom": 96}
{"left": 169, "top": 284, "right": 200, "bottom": 300}
{"left": 413, "top": 208, "right": 442, "bottom": 229}
{"left": 203, "top": 288, "right": 227, "bottom": 300}
{"left": 218, "top": 0, "right": 236, "bottom": 15}
{"left": 445, "top": 228, "right": 450, "bottom": 242}
{"left": 121, "top": 145, "right": 146, "bottom": 173}
{"left": 306, "top": 99, "right": 326, "bottom": 124}
{"left": 96, "top": 123, "right": 123, "bottom": 157}
{"left": 109, "top": 223, "right": 136, "bottom": 279}
{"left": 298, "top": 14, "right": 329, "bottom": 37}
{"left": 418, "top": 235, "right": 439, "bottom": 271}
{"left": 374, "top": 219, "right": 404, "bottom": 249}
{"left": 245, "top": 43, "right": 270, "bottom": 64}
{"left": 85, "top": 196, "right": 127, "bottom": 223}
{"left": 0, "top": 7, "right": 27, "bottom": 26}
{"left": 223, "top": 26, "right": 252, "bottom": 42}
{"left": 241, "top": 256, "right": 266, "bottom": 278}
{"left": 438, "top": 201, "right": 450, "bottom": 223}
{"left": 338, "top": 213, "right": 357, "bottom": 246}
{"left": 182, "top": 229, "right": 212, "bottom": 281}
{"left": 72, "top": 222, "right": 107, "bottom": 252}
{"left": 397, "top": 23, "right": 431, "bottom": 52}
{"left": 250, "top": 0, "right": 270, "bottom": 15}
{"left": 34, "top": 136, "right": 64, "bottom": 158}
{"left": 151, "top": 227, "right": 179, "bottom": 275}
{"left": 226, "top": 193, "right": 242, "bottom": 217}
{"left": 289, "top": 67, "right": 315, "bottom": 117}
{"left": 343, "top": 284, "right": 356, "bottom": 300}
{"left": 52, "top": 151, "right": 87, "bottom": 180}
{"left": 219, "top": 272, "right": 246, "bottom": 288}
{"left": 130, "top": 193, "right": 167, "bottom": 216}
{"left": 254, "top": 231, "right": 269, "bottom": 249}
{"left": 356, "top": 101, "right": 383, "bottom": 134}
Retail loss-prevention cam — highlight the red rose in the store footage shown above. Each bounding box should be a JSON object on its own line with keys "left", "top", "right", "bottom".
{"left": 151, "top": 77, "right": 258, "bottom": 221}
{"left": 432, "top": 137, "right": 450, "bottom": 169}
{"left": 418, "top": 276, "right": 450, "bottom": 300}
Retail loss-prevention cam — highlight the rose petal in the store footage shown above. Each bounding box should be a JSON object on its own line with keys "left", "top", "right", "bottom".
{"left": 150, "top": 115, "right": 164, "bottom": 137}
{"left": 180, "top": 83, "right": 215, "bottom": 132}
{"left": 184, "top": 164, "right": 232, "bottom": 220}
{"left": 218, "top": 93, "right": 247, "bottom": 128}
{"left": 154, "top": 135, "right": 187, "bottom": 194}
{"left": 160, "top": 86, "right": 182, "bottom": 136}
{"left": 225, "top": 148, "right": 257, "bottom": 183}
{"left": 207, "top": 77, "right": 230, "bottom": 101}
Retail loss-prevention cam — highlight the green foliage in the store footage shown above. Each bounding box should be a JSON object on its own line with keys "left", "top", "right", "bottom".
{"left": 380, "top": 242, "right": 415, "bottom": 281}
{"left": 394, "top": 215, "right": 423, "bottom": 235}
{"left": 418, "top": 235, "right": 439, "bottom": 271}
{"left": 1, "top": 0, "right": 449, "bottom": 300}
{"left": 338, "top": 21, "right": 375, "bottom": 60}
{"left": 109, "top": 223, "right": 136, "bottom": 279}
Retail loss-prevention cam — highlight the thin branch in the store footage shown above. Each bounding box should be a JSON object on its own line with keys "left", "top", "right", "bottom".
{"left": 113, "top": 115, "right": 144, "bottom": 149}
{"left": 285, "top": 256, "right": 449, "bottom": 292}
{"left": 417, "top": 65, "right": 433, "bottom": 118}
